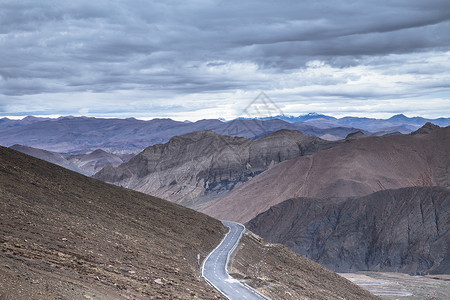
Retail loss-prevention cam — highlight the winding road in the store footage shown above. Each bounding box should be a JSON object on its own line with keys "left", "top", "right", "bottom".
{"left": 202, "top": 221, "right": 269, "bottom": 300}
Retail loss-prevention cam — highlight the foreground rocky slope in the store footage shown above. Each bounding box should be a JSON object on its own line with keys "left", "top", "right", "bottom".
{"left": 247, "top": 187, "right": 450, "bottom": 275}
{"left": 231, "top": 232, "right": 379, "bottom": 300}
{"left": 203, "top": 125, "right": 449, "bottom": 223}
{"left": 94, "top": 130, "right": 340, "bottom": 206}
{"left": 0, "top": 146, "right": 227, "bottom": 299}
{"left": 0, "top": 147, "right": 376, "bottom": 299}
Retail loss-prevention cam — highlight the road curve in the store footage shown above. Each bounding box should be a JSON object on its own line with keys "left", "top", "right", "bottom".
{"left": 202, "top": 221, "right": 269, "bottom": 300}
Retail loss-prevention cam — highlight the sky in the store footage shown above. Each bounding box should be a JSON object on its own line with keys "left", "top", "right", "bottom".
{"left": 0, "top": 0, "right": 449, "bottom": 121}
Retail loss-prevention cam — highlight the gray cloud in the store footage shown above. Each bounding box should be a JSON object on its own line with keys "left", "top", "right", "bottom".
{"left": 0, "top": 0, "right": 449, "bottom": 118}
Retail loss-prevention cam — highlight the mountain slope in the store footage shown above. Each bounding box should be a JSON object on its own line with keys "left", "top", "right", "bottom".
{"left": 246, "top": 187, "right": 450, "bottom": 275}
{"left": 230, "top": 232, "right": 379, "bottom": 300}
{"left": 94, "top": 129, "right": 341, "bottom": 207}
{"left": 0, "top": 146, "right": 227, "bottom": 299}
{"left": 0, "top": 146, "right": 377, "bottom": 299}
{"left": 202, "top": 125, "right": 449, "bottom": 223}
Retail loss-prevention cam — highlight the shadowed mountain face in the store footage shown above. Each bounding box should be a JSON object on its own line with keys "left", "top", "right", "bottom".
{"left": 202, "top": 125, "right": 449, "bottom": 223}
{"left": 246, "top": 187, "right": 450, "bottom": 275}
{"left": 0, "top": 146, "right": 227, "bottom": 299}
{"left": 9, "top": 145, "right": 127, "bottom": 176}
{"left": 94, "top": 129, "right": 341, "bottom": 207}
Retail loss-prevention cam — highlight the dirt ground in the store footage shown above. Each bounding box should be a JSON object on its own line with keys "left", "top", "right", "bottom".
{"left": 0, "top": 146, "right": 227, "bottom": 299}
{"left": 230, "top": 231, "right": 380, "bottom": 300}
{"left": 340, "top": 272, "right": 450, "bottom": 300}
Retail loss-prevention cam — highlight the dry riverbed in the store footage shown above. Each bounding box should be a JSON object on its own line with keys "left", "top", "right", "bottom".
{"left": 340, "top": 272, "right": 450, "bottom": 300}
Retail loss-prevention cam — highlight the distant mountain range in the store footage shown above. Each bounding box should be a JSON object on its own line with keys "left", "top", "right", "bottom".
{"left": 1, "top": 113, "right": 448, "bottom": 154}
{"left": 243, "top": 112, "right": 450, "bottom": 128}
{"left": 0, "top": 116, "right": 358, "bottom": 153}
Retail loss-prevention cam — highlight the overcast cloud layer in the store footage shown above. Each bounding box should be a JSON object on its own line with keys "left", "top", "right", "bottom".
{"left": 1, "top": 0, "right": 449, "bottom": 120}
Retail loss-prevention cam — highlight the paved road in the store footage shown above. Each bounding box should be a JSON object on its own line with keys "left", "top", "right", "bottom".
{"left": 202, "top": 221, "right": 269, "bottom": 300}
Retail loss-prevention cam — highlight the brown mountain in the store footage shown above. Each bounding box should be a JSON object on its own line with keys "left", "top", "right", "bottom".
{"left": 202, "top": 125, "right": 449, "bottom": 223}
{"left": 94, "top": 129, "right": 341, "bottom": 207}
{"left": 246, "top": 187, "right": 450, "bottom": 275}
{"left": 9, "top": 144, "right": 127, "bottom": 176}
{"left": 0, "top": 146, "right": 377, "bottom": 299}
{"left": 0, "top": 146, "right": 227, "bottom": 299}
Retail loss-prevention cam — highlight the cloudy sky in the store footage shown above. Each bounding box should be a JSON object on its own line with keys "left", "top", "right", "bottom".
{"left": 1, "top": 0, "right": 449, "bottom": 120}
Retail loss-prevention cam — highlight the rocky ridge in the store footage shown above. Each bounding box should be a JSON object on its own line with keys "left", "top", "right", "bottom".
{"left": 94, "top": 129, "right": 341, "bottom": 207}
{"left": 246, "top": 187, "right": 450, "bottom": 275}
{"left": 202, "top": 124, "right": 449, "bottom": 223}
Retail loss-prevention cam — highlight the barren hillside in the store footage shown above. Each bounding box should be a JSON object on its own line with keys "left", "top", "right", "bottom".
{"left": 0, "top": 146, "right": 227, "bottom": 299}
{"left": 0, "top": 146, "right": 379, "bottom": 299}
{"left": 94, "top": 129, "right": 340, "bottom": 207}
{"left": 202, "top": 125, "right": 449, "bottom": 223}
{"left": 247, "top": 187, "right": 450, "bottom": 274}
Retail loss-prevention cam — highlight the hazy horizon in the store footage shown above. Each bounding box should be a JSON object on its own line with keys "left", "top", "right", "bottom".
{"left": 2, "top": 111, "right": 450, "bottom": 123}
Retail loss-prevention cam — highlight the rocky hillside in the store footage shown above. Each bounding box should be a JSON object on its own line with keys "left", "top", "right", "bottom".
{"left": 0, "top": 146, "right": 377, "bottom": 299}
{"left": 0, "top": 146, "right": 227, "bottom": 299}
{"left": 231, "top": 231, "right": 379, "bottom": 300}
{"left": 202, "top": 124, "right": 449, "bottom": 223}
{"left": 9, "top": 145, "right": 127, "bottom": 176}
{"left": 94, "top": 129, "right": 341, "bottom": 207}
{"left": 246, "top": 187, "right": 450, "bottom": 275}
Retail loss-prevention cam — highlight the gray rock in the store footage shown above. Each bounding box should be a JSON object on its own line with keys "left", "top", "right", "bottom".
{"left": 247, "top": 187, "right": 450, "bottom": 274}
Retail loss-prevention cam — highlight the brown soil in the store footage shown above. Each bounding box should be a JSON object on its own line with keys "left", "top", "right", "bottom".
{"left": 0, "top": 146, "right": 389, "bottom": 299}
{"left": 0, "top": 146, "right": 227, "bottom": 299}
{"left": 230, "top": 231, "right": 380, "bottom": 300}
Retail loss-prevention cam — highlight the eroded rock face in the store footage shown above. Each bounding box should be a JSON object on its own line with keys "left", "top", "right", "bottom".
{"left": 247, "top": 187, "right": 450, "bottom": 275}
{"left": 94, "top": 129, "right": 340, "bottom": 206}
{"left": 202, "top": 125, "right": 449, "bottom": 223}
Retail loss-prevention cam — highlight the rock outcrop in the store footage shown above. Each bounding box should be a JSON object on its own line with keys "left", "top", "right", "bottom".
{"left": 246, "top": 187, "right": 450, "bottom": 275}
{"left": 202, "top": 125, "right": 449, "bottom": 223}
{"left": 94, "top": 130, "right": 340, "bottom": 206}
{"left": 411, "top": 122, "right": 441, "bottom": 135}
